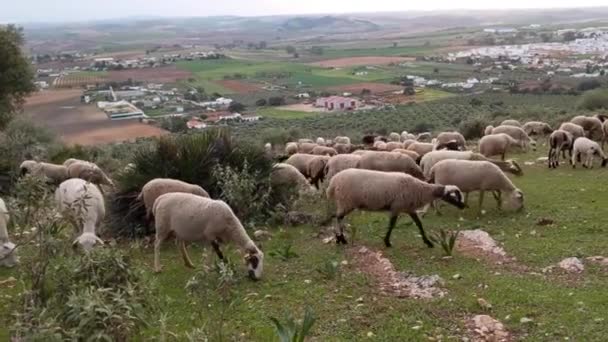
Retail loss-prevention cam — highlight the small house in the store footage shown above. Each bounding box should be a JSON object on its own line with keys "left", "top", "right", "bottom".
{"left": 315, "top": 96, "right": 358, "bottom": 111}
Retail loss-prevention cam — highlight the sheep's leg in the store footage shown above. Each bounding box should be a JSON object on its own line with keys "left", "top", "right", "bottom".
{"left": 383, "top": 214, "right": 399, "bottom": 248}
{"left": 409, "top": 213, "right": 433, "bottom": 248}
{"left": 179, "top": 240, "right": 195, "bottom": 269}
{"left": 335, "top": 214, "right": 348, "bottom": 245}
{"left": 211, "top": 240, "right": 225, "bottom": 261}
{"left": 492, "top": 191, "right": 502, "bottom": 209}
{"left": 154, "top": 233, "right": 170, "bottom": 273}
{"left": 464, "top": 192, "right": 469, "bottom": 206}
{"left": 478, "top": 191, "right": 485, "bottom": 214}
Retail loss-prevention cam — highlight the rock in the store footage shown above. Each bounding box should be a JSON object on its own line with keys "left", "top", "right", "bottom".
{"left": 285, "top": 211, "right": 315, "bottom": 226}
{"left": 536, "top": 157, "right": 549, "bottom": 164}
{"left": 458, "top": 229, "right": 507, "bottom": 257}
{"left": 253, "top": 230, "right": 272, "bottom": 240}
{"left": 536, "top": 218, "right": 554, "bottom": 226}
{"left": 524, "top": 161, "right": 535, "bottom": 166}
{"left": 470, "top": 315, "right": 509, "bottom": 341}
{"left": 520, "top": 317, "right": 533, "bottom": 324}
{"left": 558, "top": 257, "right": 585, "bottom": 273}
{"left": 323, "top": 236, "right": 335, "bottom": 244}
{"left": 586, "top": 256, "right": 608, "bottom": 266}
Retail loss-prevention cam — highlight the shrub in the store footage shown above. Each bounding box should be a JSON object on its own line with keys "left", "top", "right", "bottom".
{"left": 412, "top": 122, "right": 434, "bottom": 134}
{"left": 470, "top": 98, "right": 483, "bottom": 106}
{"left": 255, "top": 98, "right": 267, "bottom": 106}
{"left": 429, "top": 229, "right": 459, "bottom": 257}
{"left": 270, "top": 307, "right": 316, "bottom": 342}
{"left": 578, "top": 89, "right": 608, "bottom": 110}
{"left": 228, "top": 101, "right": 245, "bottom": 113}
{"left": 268, "top": 96, "right": 286, "bottom": 106}
{"left": 577, "top": 79, "right": 602, "bottom": 92}
{"left": 459, "top": 118, "right": 489, "bottom": 140}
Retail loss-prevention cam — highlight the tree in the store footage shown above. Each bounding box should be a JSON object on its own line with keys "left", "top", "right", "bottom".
{"left": 0, "top": 25, "right": 35, "bottom": 128}
{"left": 563, "top": 31, "right": 576, "bottom": 42}
{"left": 286, "top": 45, "right": 296, "bottom": 54}
{"left": 255, "top": 99, "right": 267, "bottom": 106}
{"left": 403, "top": 87, "right": 416, "bottom": 96}
{"left": 228, "top": 102, "right": 245, "bottom": 113}
{"left": 310, "top": 46, "right": 324, "bottom": 55}
{"left": 268, "top": 96, "right": 286, "bottom": 106}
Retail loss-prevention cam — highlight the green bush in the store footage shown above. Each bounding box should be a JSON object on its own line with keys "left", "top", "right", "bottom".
{"left": 459, "top": 117, "right": 489, "bottom": 140}
{"left": 578, "top": 89, "right": 608, "bottom": 110}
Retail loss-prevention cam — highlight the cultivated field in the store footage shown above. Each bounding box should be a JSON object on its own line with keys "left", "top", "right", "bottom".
{"left": 325, "top": 82, "right": 404, "bottom": 94}
{"left": 310, "top": 56, "right": 416, "bottom": 68}
{"left": 53, "top": 72, "right": 107, "bottom": 88}
{"left": 108, "top": 65, "right": 192, "bottom": 83}
{"left": 216, "top": 79, "right": 261, "bottom": 93}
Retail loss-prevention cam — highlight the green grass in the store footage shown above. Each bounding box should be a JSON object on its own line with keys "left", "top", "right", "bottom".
{"left": 257, "top": 107, "right": 322, "bottom": 119}
{"left": 320, "top": 45, "right": 441, "bottom": 59}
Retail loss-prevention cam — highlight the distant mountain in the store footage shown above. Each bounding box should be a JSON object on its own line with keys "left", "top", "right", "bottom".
{"left": 280, "top": 16, "right": 379, "bottom": 33}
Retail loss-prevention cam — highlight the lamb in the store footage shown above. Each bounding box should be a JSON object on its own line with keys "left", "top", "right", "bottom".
{"left": 420, "top": 150, "right": 523, "bottom": 180}
{"left": 407, "top": 142, "right": 435, "bottom": 158}
{"left": 416, "top": 132, "right": 432, "bottom": 142}
{"left": 0, "top": 198, "right": 18, "bottom": 267}
{"left": 20, "top": 160, "right": 68, "bottom": 184}
{"left": 334, "top": 143, "right": 352, "bottom": 154}
{"left": 500, "top": 119, "right": 522, "bottom": 127}
{"left": 55, "top": 179, "right": 105, "bottom": 251}
{"left": 558, "top": 122, "right": 585, "bottom": 140}
{"left": 66, "top": 161, "right": 115, "bottom": 188}
{"left": 522, "top": 121, "right": 553, "bottom": 136}
{"left": 571, "top": 137, "right": 608, "bottom": 168}
{"left": 388, "top": 132, "right": 401, "bottom": 142}
{"left": 152, "top": 193, "right": 264, "bottom": 279}
{"left": 436, "top": 131, "right": 466, "bottom": 151}
{"left": 285, "top": 142, "right": 298, "bottom": 155}
{"left": 297, "top": 142, "right": 318, "bottom": 154}
{"left": 358, "top": 151, "right": 424, "bottom": 180}
{"left": 548, "top": 130, "right": 574, "bottom": 168}
{"left": 271, "top": 163, "right": 314, "bottom": 193}
{"left": 325, "top": 154, "right": 362, "bottom": 181}
{"left": 385, "top": 141, "right": 404, "bottom": 151}
{"left": 334, "top": 136, "right": 351, "bottom": 145}
{"left": 391, "top": 149, "right": 420, "bottom": 161}
{"left": 570, "top": 115, "right": 603, "bottom": 140}
{"left": 491, "top": 125, "right": 536, "bottom": 151}
{"left": 137, "top": 178, "right": 210, "bottom": 221}
{"left": 479, "top": 133, "right": 520, "bottom": 160}
{"left": 311, "top": 145, "right": 337, "bottom": 156}
{"left": 428, "top": 160, "right": 524, "bottom": 214}
{"left": 484, "top": 125, "right": 494, "bottom": 136}
{"left": 316, "top": 137, "right": 326, "bottom": 146}
{"left": 327, "top": 169, "right": 465, "bottom": 247}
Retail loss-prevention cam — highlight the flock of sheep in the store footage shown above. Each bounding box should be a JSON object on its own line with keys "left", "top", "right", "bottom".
{"left": 0, "top": 114, "right": 606, "bottom": 282}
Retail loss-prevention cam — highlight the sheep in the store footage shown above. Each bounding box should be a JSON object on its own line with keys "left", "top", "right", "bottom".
{"left": 325, "top": 154, "right": 362, "bottom": 181}
{"left": 307, "top": 155, "right": 331, "bottom": 189}
{"left": 603, "top": 120, "right": 608, "bottom": 148}
{"left": 388, "top": 132, "right": 401, "bottom": 142}
{"left": 420, "top": 150, "right": 523, "bottom": 179}
{"left": 20, "top": 160, "right": 68, "bottom": 184}
{"left": 391, "top": 149, "right": 420, "bottom": 161}
{"left": 401, "top": 131, "right": 416, "bottom": 142}
{"left": 334, "top": 136, "right": 351, "bottom": 145}
{"left": 66, "top": 161, "right": 114, "bottom": 188}
{"left": 327, "top": 168, "right": 465, "bottom": 247}
{"left": 334, "top": 143, "right": 352, "bottom": 154}
{"left": 297, "top": 142, "right": 317, "bottom": 154}
{"left": 362, "top": 135, "right": 376, "bottom": 146}
{"left": 298, "top": 138, "right": 314, "bottom": 144}
{"left": 264, "top": 142, "right": 272, "bottom": 153}
{"left": 137, "top": 178, "right": 210, "bottom": 221}
{"left": 385, "top": 141, "right": 404, "bottom": 151}
{"left": 311, "top": 145, "right": 337, "bottom": 156}
{"left": 55, "top": 179, "right": 105, "bottom": 251}
{"left": 522, "top": 121, "right": 553, "bottom": 136}
{"left": 374, "top": 136, "right": 388, "bottom": 142}
{"left": 271, "top": 163, "right": 314, "bottom": 193}
{"left": 402, "top": 139, "right": 416, "bottom": 149}
{"left": 407, "top": 142, "right": 435, "bottom": 158}
{"left": 152, "top": 193, "right": 264, "bottom": 279}
{"left": 571, "top": 115, "right": 603, "bottom": 140}
{"left": 436, "top": 131, "right": 466, "bottom": 151}
{"left": 559, "top": 122, "right": 585, "bottom": 140}
{"left": 491, "top": 125, "right": 536, "bottom": 151}
{"left": 479, "top": 133, "right": 520, "bottom": 160}
{"left": 548, "top": 130, "right": 574, "bottom": 168}
{"left": 373, "top": 141, "right": 387, "bottom": 150}
{"left": 416, "top": 132, "right": 432, "bottom": 142}
{"left": 285, "top": 153, "right": 318, "bottom": 178}
{"left": 484, "top": 125, "right": 494, "bottom": 136}
{"left": 285, "top": 142, "right": 298, "bottom": 155}
{"left": 358, "top": 151, "right": 424, "bottom": 180}
{"left": 429, "top": 160, "right": 524, "bottom": 214}
{"left": 571, "top": 137, "right": 608, "bottom": 168}
{"left": 0, "top": 198, "right": 18, "bottom": 267}
{"left": 316, "top": 137, "right": 326, "bottom": 146}
{"left": 500, "top": 119, "right": 522, "bottom": 127}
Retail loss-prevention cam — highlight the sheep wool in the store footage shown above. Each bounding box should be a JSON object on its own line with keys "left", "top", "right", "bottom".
{"left": 298, "top": 142, "right": 318, "bottom": 154}
{"left": 20, "top": 161, "right": 69, "bottom": 184}
{"left": 484, "top": 125, "right": 494, "bottom": 136}
{"left": 311, "top": 145, "right": 337, "bottom": 156}
{"left": 327, "top": 168, "right": 464, "bottom": 247}
{"left": 491, "top": 125, "right": 535, "bottom": 150}
{"left": 391, "top": 149, "right": 420, "bottom": 161}
{"left": 479, "top": 133, "right": 519, "bottom": 160}
{"left": 420, "top": 150, "right": 522, "bottom": 180}
{"left": 138, "top": 178, "right": 210, "bottom": 220}
{"left": 558, "top": 122, "right": 585, "bottom": 140}
{"left": 388, "top": 132, "right": 401, "bottom": 142}
{"left": 548, "top": 130, "right": 574, "bottom": 168}
{"left": 358, "top": 151, "right": 424, "bottom": 180}
{"left": 406, "top": 142, "right": 435, "bottom": 158}
{"left": 307, "top": 155, "right": 331, "bottom": 188}
{"left": 571, "top": 115, "right": 603, "bottom": 140}
{"left": 500, "top": 119, "right": 522, "bottom": 127}
{"left": 271, "top": 163, "right": 313, "bottom": 193}
{"left": 416, "top": 132, "right": 432, "bottom": 142}
{"left": 152, "top": 193, "right": 264, "bottom": 279}
{"left": 325, "top": 154, "right": 362, "bottom": 181}
{"left": 285, "top": 142, "right": 298, "bottom": 155}
{"left": 334, "top": 143, "right": 352, "bottom": 154}
{"left": 385, "top": 141, "right": 404, "bottom": 151}
{"left": 522, "top": 121, "right": 552, "bottom": 136}
{"left": 334, "top": 136, "right": 351, "bottom": 145}
{"left": 0, "top": 198, "right": 18, "bottom": 267}
{"left": 285, "top": 153, "right": 319, "bottom": 178}
{"left": 66, "top": 161, "right": 114, "bottom": 187}
{"left": 436, "top": 132, "right": 466, "bottom": 151}
{"left": 571, "top": 137, "right": 608, "bottom": 168}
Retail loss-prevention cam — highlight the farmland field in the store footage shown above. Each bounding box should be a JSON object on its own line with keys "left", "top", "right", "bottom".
{"left": 52, "top": 71, "right": 107, "bottom": 88}
{"left": 310, "top": 56, "right": 416, "bottom": 68}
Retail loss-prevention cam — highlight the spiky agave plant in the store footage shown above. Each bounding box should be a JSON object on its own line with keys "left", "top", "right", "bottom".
{"left": 429, "top": 229, "right": 460, "bottom": 257}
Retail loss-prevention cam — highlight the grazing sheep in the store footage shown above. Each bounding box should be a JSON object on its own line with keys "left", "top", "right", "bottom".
{"left": 491, "top": 125, "right": 536, "bottom": 151}
{"left": 152, "top": 193, "right": 264, "bottom": 279}
{"left": 416, "top": 132, "right": 432, "bottom": 142}
{"left": 358, "top": 151, "right": 424, "bottom": 180}
{"left": 55, "top": 179, "right": 105, "bottom": 251}
{"left": 327, "top": 169, "right": 465, "bottom": 247}
{"left": 548, "top": 130, "right": 574, "bottom": 168}
{"left": 436, "top": 132, "right": 466, "bottom": 151}
{"left": 402, "top": 139, "right": 416, "bottom": 149}
{"left": 285, "top": 142, "right": 298, "bottom": 155}
{"left": 479, "top": 133, "right": 520, "bottom": 160}
{"left": 307, "top": 155, "right": 331, "bottom": 189}
{"left": 316, "top": 137, "right": 326, "bottom": 146}
{"left": 401, "top": 131, "right": 416, "bottom": 142}
{"left": 571, "top": 115, "right": 603, "bottom": 140}
{"left": 298, "top": 138, "right": 314, "bottom": 144}
{"left": 420, "top": 150, "right": 523, "bottom": 179}
{"left": 0, "top": 198, "right": 18, "bottom": 267}
{"left": 391, "top": 149, "right": 420, "bottom": 161}
{"left": 559, "top": 122, "right": 585, "bottom": 140}
{"left": 312, "top": 145, "right": 337, "bottom": 156}
{"left": 484, "top": 125, "right": 494, "bottom": 136}
{"left": 334, "top": 136, "right": 351, "bottom": 145}
{"left": 66, "top": 161, "right": 114, "bottom": 188}
{"left": 522, "top": 121, "right": 553, "bottom": 136}
{"left": 271, "top": 163, "right": 314, "bottom": 193}
{"left": 571, "top": 137, "right": 608, "bottom": 168}
{"left": 334, "top": 143, "right": 352, "bottom": 154}
{"left": 429, "top": 160, "right": 524, "bottom": 214}
{"left": 374, "top": 136, "right": 388, "bottom": 142}
{"left": 137, "top": 178, "right": 210, "bottom": 221}
{"left": 285, "top": 153, "right": 318, "bottom": 178}
{"left": 500, "top": 119, "right": 522, "bottom": 127}
{"left": 388, "top": 132, "right": 401, "bottom": 142}
{"left": 298, "top": 142, "right": 318, "bottom": 154}
{"left": 325, "top": 154, "right": 362, "bottom": 181}
{"left": 373, "top": 141, "right": 387, "bottom": 150}
{"left": 385, "top": 141, "right": 404, "bottom": 151}
{"left": 407, "top": 142, "right": 435, "bottom": 159}
{"left": 20, "top": 161, "right": 68, "bottom": 184}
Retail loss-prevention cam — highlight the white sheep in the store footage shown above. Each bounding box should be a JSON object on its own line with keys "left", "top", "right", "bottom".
{"left": 298, "top": 142, "right": 318, "bottom": 154}
{"left": 522, "top": 121, "right": 552, "bottom": 136}
{"left": 20, "top": 160, "right": 68, "bottom": 184}
{"left": 298, "top": 138, "right": 314, "bottom": 144}
{"left": 0, "top": 198, "right": 18, "bottom": 267}
{"left": 285, "top": 153, "right": 319, "bottom": 178}
{"left": 407, "top": 142, "right": 435, "bottom": 158}
{"left": 400, "top": 131, "right": 416, "bottom": 142}
{"left": 402, "top": 139, "right": 416, "bottom": 149}
{"left": 484, "top": 125, "right": 494, "bottom": 136}
{"left": 55, "top": 179, "right": 105, "bottom": 251}
{"left": 491, "top": 125, "right": 536, "bottom": 151}
{"left": 334, "top": 143, "right": 353, "bottom": 154}
{"left": 334, "top": 136, "right": 351, "bottom": 145}
{"left": 428, "top": 159, "right": 524, "bottom": 214}
{"left": 307, "top": 155, "right": 331, "bottom": 189}
{"left": 373, "top": 140, "right": 388, "bottom": 150}
{"left": 137, "top": 178, "right": 210, "bottom": 221}
{"left": 152, "top": 193, "right": 264, "bottom": 279}
{"left": 420, "top": 150, "right": 523, "bottom": 180}
{"left": 285, "top": 142, "right": 298, "bottom": 155}
{"left": 271, "top": 163, "right": 314, "bottom": 193}
{"left": 436, "top": 131, "right": 466, "bottom": 151}
{"left": 548, "top": 130, "right": 574, "bottom": 168}
{"left": 391, "top": 149, "right": 420, "bottom": 161}
{"left": 385, "top": 141, "right": 404, "bottom": 151}
{"left": 327, "top": 169, "right": 465, "bottom": 247}
{"left": 311, "top": 145, "right": 337, "bottom": 156}
{"left": 479, "top": 133, "right": 520, "bottom": 160}
{"left": 358, "top": 150, "right": 424, "bottom": 180}
{"left": 316, "top": 137, "right": 326, "bottom": 146}
{"left": 559, "top": 122, "right": 585, "bottom": 140}
{"left": 416, "top": 132, "right": 432, "bottom": 142}
{"left": 66, "top": 161, "right": 114, "bottom": 188}
{"left": 571, "top": 137, "right": 608, "bottom": 168}
{"left": 571, "top": 115, "right": 603, "bottom": 140}
{"left": 325, "top": 154, "right": 362, "bottom": 181}
{"left": 388, "top": 132, "right": 401, "bottom": 142}
{"left": 500, "top": 119, "right": 522, "bottom": 127}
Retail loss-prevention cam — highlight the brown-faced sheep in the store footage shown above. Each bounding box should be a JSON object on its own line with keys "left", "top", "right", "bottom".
{"left": 548, "top": 130, "right": 574, "bottom": 168}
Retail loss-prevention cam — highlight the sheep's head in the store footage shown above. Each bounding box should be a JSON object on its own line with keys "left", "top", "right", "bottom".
{"left": 245, "top": 248, "right": 264, "bottom": 281}
{"left": 441, "top": 185, "right": 466, "bottom": 209}
{"left": 506, "top": 189, "right": 525, "bottom": 211}
{"left": 73, "top": 232, "right": 104, "bottom": 252}
{"left": 0, "top": 242, "right": 19, "bottom": 268}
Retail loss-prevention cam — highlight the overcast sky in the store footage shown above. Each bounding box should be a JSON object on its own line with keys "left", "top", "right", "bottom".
{"left": 2, "top": 0, "right": 607, "bottom": 23}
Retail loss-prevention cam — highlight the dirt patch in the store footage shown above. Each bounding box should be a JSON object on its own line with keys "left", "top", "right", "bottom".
{"left": 25, "top": 89, "right": 83, "bottom": 107}
{"left": 63, "top": 122, "right": 166, "bottom": 145}
{"left": 349, "top": 246, "right": 445, "bottom": 299}
{"left": 466, "top": 315, "right": 511, "bottom": 342}
{"left": 326, "top": 82, "right": 404, "bottom": 94}
{"left": 216, "top": 80, "right": 260, "bottom": 93}
{"left": 108, "top": 65, "right": 192, "bottom": 83}
{"left": 311, "top": 56, "right": 416, "bottom": 68}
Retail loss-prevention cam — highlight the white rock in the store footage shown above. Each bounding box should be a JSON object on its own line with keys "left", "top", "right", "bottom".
{"left": 558, "top": 257, "right": 585, "bottom": 273}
